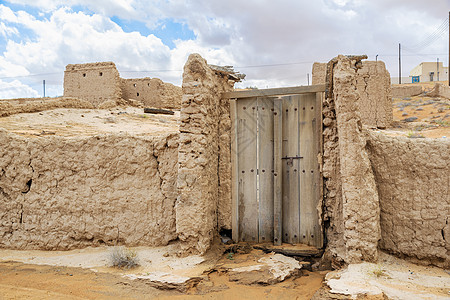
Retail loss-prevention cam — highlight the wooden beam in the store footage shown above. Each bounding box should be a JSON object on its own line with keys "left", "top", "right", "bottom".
{"left": 222, "top": 84, "right": 326, "bottom": 99}
{"left": 273, "top": 98, "right": 283, "bottom": 246}
{"left": 230, "top": 99, "right": 239, "bottom": 242}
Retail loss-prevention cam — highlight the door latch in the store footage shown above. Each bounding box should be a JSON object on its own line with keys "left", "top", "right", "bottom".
{"left": 282, "top": 156, "right": 303, "bottom": 166}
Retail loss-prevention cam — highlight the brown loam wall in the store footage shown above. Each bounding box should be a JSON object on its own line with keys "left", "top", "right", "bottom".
{"left": 64, "top": 62, "right": 122, "bottom": 108}
{"left": 314, "top": 61, "right": 392, "bottom": 128}
{"left": 0, "top": 97, "right": 94, "bottom": 117}
{"left": 356, "top": 61, "right": 392, "bottom": 128}
{"left": 121, "top": 78, "right": 182, "bottom": 109}
{"left": 312, "top": 62, "right": 327, "bottom": 85}
{"left": 331, "top": 56, "right": 381, "bottom": 263}
{"left": 428, "top": 83, "right": 450, "bottom": 99}
{"left": 0, "top": 130, "right": 178, "bottom": 250}
{"left": 391, "top": 85, "right": 422, "bottom": 98}
{"left": 367, "top": 132, "right": 450, "bottom": 268}
{"left": 176, "top": 54, "right": 236, "bottom": 254}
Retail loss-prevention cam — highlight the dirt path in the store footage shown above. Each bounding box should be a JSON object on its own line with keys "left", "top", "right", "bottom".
{"left": 0, "top": 261, "right": 325, "bottom": 300}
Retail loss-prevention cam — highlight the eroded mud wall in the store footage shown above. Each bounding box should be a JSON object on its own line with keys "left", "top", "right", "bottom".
{"left": 391, "top": 85, "right": 422, "bottom": 98}
{"left": 428, "top": 83, "right": 450, "bottom": 99}
{"left": 121, "top": 78, "right": 182, "bottom": 109}
{"left": 323, "top": 56, "right": 381, "bottom": 265}
{"left": 333, "top": 56, "right": 381, "bottom": 263}
{"left": 0, "top": 97, "right": 94, "bottom": 117}
{"left": 356, "top": 61, "right": 392, "bottom": 128}
{"left": 64, "top": 62, "right": 122, "bottom": 107}
{"left": 0, "top": 130, "right": 178, "bottom": 250}
{"left": 314, "top": 61, "right": 392, "bottom": 128}
{"left": 176, "top": 54, "right": 235, "bottom": 254}
{"left": 367, "top": 132, "right": 450, "bottom": 268}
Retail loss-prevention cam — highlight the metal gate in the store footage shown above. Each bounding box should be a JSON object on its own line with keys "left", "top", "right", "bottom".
{"left": 224, "top": 85, "right": 324, "bottom": 248}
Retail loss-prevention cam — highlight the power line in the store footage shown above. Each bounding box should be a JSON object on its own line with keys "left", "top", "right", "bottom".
{"left": 404, "top": 18, "right": 449, "bottom": 52}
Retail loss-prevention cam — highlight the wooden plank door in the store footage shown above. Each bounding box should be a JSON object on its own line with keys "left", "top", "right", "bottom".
{"left": 231, "top": 93, "right": 323, "bottom": 248}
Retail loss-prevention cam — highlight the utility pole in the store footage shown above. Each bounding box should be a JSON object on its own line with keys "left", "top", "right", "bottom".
{"left": 307, "top": 73, "right": 310, "bottom": 86}
{"left": 437, "top": 58, "right": 440, "bottom": 81}
{"left": 399, "top": 43, "right": 402, "bottom": 84}
{"left": 43, "top": 80, "right": 46, "bottom": 97}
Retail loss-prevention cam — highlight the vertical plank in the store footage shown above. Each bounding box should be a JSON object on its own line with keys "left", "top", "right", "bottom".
{"left": 273, "top": 98, "right": 283, "bottom": 245}
{"left": 282, "top": 96, "right": 289, "bottom": 243}
{"left": 237, "top": 97, "right": 258, "bottom": 242}
{"left": 230, "top": 99, "right": 239, "bottom": 242}
{"left": 257, "top": 97, "right": 274, "bottom": 243}
{"left": 314, "top": 92, "right": 324, "bottom": 248}
{"left": 282, "top": 95, "right": 300, "bottom": 244}
{"left": 299, "top": 93, "right": 321, "bottom": 247}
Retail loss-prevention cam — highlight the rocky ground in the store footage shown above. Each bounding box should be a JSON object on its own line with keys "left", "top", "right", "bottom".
{"left": 386, "top": 83, "right": 449, "bottom": 139}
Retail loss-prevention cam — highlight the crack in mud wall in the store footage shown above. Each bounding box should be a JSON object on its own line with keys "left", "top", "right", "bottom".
{"left": 366, "top": 132, "right": 450, "bottom": 268}
{"left": 0, "top": 129, "right": 178, "bottom": 250}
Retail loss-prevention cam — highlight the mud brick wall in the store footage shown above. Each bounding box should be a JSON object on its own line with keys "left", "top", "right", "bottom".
{"left": 0, "top": 130, "right": 178, "bottom": 250}
{"left": 121, "top": 78, "right": 182, "bottom": 109}
{"left": 391, "top": 85, "right": 422, "bottom": 98}
{"left": 64, "top": 62, "right": 122, "bottom": 108}
{"left": 332, "top": 56, "right": 381, "bottom": 263}
{"left": 0, "top": 97, "right": 94, "bottom": 117}
{"left": 367, "top": 132, "right": 450, "bottom": 268}
{"left": 355, "top": 61, "right": 392, "bottom": 128}
{"left": 428, "top": 83, "right": 450, "bottom": 99}
{"left": 314, "top": 61, "right": 392, "bottom": 129}
{"left": 312, "top": 62, "right": 327, "bottom": 85}
{"left": 176, "top": 54, "right": 235, "bottom": 254}
{"left": 323, "top": 55, "right": 381, "bottom": 265}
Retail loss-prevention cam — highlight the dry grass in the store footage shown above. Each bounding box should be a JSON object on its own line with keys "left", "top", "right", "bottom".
{"left": 109, "top": 246, "right": 139, "bottom": 269}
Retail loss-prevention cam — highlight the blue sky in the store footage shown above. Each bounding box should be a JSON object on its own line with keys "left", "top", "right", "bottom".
{"left": 0, "top": 0, "right": 449, "bottom": 98}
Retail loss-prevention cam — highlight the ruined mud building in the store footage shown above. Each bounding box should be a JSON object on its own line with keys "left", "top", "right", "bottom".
{"left": 0, "top": 54, "right": 448, "bottom": 270}
{"left": 63, "top": 61, "right": 182, "bottom": 109}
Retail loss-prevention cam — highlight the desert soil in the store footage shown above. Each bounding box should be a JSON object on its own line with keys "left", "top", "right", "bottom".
{"left": 0, "top": 246, "right": 326, "bottom": 300}
{"left": 387, "top": 83, "right": 449, "bottom": 139}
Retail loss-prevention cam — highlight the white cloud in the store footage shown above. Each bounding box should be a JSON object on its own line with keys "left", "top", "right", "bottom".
{"left": 0, "top": 21, "right": 18, "bottom": 37}
{"left": 0, "top": 79, "right": 39, "bottom": 98}
{"left": 1, "top": 0, "right": 449, "bottom": 96}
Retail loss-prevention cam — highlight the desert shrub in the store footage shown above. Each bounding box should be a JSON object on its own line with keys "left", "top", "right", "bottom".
{"left": 109, "top": 246, "right": 139, "bottom": 269}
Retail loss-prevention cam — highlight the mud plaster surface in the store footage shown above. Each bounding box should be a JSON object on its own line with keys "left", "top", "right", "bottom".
{"left": 367, "top": 131, "right": 450, "bottom": 268}
{"left": 0, "top": 107, "right": 180, "bottom": 137}
{"left": 176, "top": 54, "right": 234, "bottom": 255}
{"left": 0, "top": 108, "right": 179, "bottom": 250}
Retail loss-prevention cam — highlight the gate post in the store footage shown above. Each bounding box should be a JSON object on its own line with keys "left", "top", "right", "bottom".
{"left": 230, "top": 99, "right": 239, "bottom": 242}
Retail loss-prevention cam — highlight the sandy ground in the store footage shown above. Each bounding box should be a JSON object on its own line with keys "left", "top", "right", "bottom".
{"left": 386, "top": 86, "right": 449, "bottom": 139}
{"left": 0, "top": 107, "right": 179, "bottom": 138}
{"left": 324, "top": 252, "right": 450, "bottom": 299}
{"left": 0, "top": 246, "right": 326, "bottom": 299}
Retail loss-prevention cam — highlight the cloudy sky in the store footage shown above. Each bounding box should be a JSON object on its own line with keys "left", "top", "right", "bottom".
{"left": 0, "top": 0, "right": 449, "bottom": 98}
